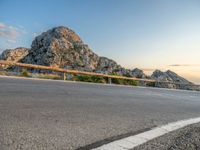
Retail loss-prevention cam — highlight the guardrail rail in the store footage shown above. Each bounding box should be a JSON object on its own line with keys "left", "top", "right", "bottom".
{"left": 0, "top": 60, "right": 155, "bottom": 83}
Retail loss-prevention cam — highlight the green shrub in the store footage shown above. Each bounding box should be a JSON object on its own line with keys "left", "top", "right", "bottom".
{"left": 126, "top": 79, "right": 139, "bottom": 86}
{"left": 73, "top": 74, "right": 138, "bottom": 86}
{"left": 111, "top": 78, "right": 138, "bottom": 86}
{"left": 20, "top": 69, "right": 30, "bottom": 77}
{"left": 108, "top": 73, "right": 138, "bottom": 86}
{"left": 74, "top": 75, "right": 106, "bottom": 83}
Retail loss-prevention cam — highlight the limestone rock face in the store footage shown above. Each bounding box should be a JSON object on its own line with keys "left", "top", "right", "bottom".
{"left": 151, "top": 70, "right": 198, "bottom": 90}
{"left": 22, "top": 26, "right": 100, "bottom": 71}
{"left": 96, "top": 57, "right": 121, "bottom": 74}
{"left": 0, "top": 47, "right": 29, "bottom": 62}
{"left": 165, "top": 70, "right": 190, "bottom": 84}
{"left": 151, "top": 70, "right": 173, "bottom": 82}
{"left": 151, "top": 70, "right": 190, "bottom": 83}
{"left": 131, "top": 68, "right": 147, "bottom": 78}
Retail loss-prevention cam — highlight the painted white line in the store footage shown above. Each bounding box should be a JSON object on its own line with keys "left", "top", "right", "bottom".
{"left": 92, "top": 117, "right": 200, "bottom": 150}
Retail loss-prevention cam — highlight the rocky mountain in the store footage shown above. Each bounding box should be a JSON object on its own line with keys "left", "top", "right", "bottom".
{"left": 0, "top": 47, "right": 29, "bottom": 62}
{"left": 22, "top": 27, "right": 100, "bottom": 71}
{"left": 151, "top": 70, "right": 191, "bottom": 83}
{"left": 151, "top": 70, "right": 199, "bottom": 90}
{"left": 0, "top": 26, "right": 140, "bottom": 76}
{"left": 20, "top": 26, "right": 125, "bottom": 74}
{"left": 0, "top": 26, "right": 198, "bottom": 91}
{"left": 131, "top": 68, "right": 148, "bottom": 78}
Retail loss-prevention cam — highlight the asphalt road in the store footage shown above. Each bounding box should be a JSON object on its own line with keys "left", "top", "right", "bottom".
{"left": 0, "top": 76, "right": 200, "bottom": 150}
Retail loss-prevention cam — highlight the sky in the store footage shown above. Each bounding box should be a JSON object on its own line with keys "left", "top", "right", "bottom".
{"left": 0, "top": 0, "right": 200, "bottom": 83}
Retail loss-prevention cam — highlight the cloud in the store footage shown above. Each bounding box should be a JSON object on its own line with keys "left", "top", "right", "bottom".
{"left": 32, "top": 32, "right": 39, "bottom": 38}
{"left": 0, "top": 23, "right": 6, "bottom": 28}
{"left": 0, "top": 22, "right": 23, "bottom": 41}
{"left": 169, "top": 64, "right": 200, "bottom": 67}
{"left": 6, "top": 39, "right": 16, "bottom": 44}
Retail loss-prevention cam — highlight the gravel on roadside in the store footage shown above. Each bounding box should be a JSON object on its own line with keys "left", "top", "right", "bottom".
{"left": 134, "top": 122, "right": 200, "bottom": 150}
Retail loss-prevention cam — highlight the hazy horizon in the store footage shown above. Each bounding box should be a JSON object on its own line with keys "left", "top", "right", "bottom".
{"left": 0, "top": 0, "right": 200, "bottom": 84}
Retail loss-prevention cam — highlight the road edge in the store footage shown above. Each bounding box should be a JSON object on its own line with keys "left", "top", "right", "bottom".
{"left": 0, "top": 75, "right": 199, "bottom": 93}
{"left": 92, "top": 117, "right": 200, "bottom": 150}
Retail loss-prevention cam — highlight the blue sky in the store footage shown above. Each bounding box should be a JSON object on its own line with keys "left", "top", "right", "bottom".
{"left": 0, "top": 0, "right": 200, "bottom": 83}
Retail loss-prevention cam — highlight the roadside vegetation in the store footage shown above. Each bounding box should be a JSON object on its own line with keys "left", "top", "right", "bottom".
{"left": 109, "top": 73, "right": 139, "bottom": 86}
{"left": 72, "top": 74, "right": 138, "bottom": 86}
{"left": 33, "top": 74, "right": 61, "bottom": 80}
{"left": 73, "top": 75, "right": 107, "bottom": 83}
{"left": 111, "top": 78, "right": 139, "bottom": 86}
{"left": 0, "top": 71, "right": 10, "bottom": 76}
{"left": 0, "top": 69, "right": 139, "bottom": 86}
{"left": 20, "top": 69, "right": 30, "bottom": 77}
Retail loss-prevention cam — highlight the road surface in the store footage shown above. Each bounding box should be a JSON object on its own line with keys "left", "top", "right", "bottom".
{"left": 0, "top": 76, "right": 200, "bottom": 150}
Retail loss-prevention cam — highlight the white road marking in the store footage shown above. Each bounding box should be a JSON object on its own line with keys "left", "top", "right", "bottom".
{"left": 92, "top": 117, "right": 200, "bottom": 150}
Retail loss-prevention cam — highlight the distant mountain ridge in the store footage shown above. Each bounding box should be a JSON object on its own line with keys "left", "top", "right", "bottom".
{"left": 0, "top": 26, "right": 199, "bottom": 91}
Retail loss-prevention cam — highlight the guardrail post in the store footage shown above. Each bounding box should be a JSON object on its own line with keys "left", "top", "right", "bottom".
{"left": 17, "top": 66, "right": 20, "bottom": 75}
{"left": 108, "top": 77, "right": 112, "bottom": 84}
{"left": 62, "top": 72, "right": 66, "bottom": 80}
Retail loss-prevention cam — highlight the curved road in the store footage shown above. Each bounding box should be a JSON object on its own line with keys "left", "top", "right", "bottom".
{"left": 0, "top": 76, "right": 200, "bottom": 150}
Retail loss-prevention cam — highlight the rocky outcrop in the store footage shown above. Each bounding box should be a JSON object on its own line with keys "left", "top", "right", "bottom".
{"left": 131, "top": 68, "right": 147, "bottom": 78}
{"left": 0, "top": 26, "right": 124, "bottom": 74}
{"left": 96, "top": 57, "right": 121, "bottom": 74}
{"left": 166, "top": 70, "right": 191, "bottom": 84}
{"left": 151, "top": 70, "right": 190, "bottom": 83}
{"left": 0, "top": 47, "right": 29, "bottom": 62}
{"left": 21, "top": 26, "right": 128, "bottom": 75}
{"left": 22, "top": 27, "right": 99, "bottom": 71}
{"left": 151, "top": 70, "right": 199, "bottom": 90}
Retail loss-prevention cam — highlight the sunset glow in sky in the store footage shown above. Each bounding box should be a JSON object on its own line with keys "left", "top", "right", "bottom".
{"left": 0, "top": 0, "right": 200, "bottom": 83}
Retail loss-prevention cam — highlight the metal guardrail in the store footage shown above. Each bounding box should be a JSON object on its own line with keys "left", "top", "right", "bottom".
{"left": 0, "top": 60, "right": 199, "bottom": 90}
{"left": 0, "top": 60, "right": 155, "bottom": 83}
